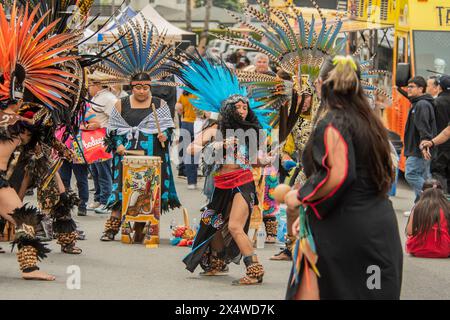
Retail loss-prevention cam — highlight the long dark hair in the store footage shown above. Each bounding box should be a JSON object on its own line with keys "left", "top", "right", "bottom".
{"left": 218, "top": 97, "right": 263, "bottom": 161}
{"left": 306, "top": 56, "right": 394, "bottom": 195}
{"left": 412, "top": 179, "right": 450, "bottom": 242}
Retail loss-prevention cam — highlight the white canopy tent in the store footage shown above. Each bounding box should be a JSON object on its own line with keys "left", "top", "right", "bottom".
{"left": 81, "top": 28, "right": 97, "bottom": 44}
{"left": 104, "top": 4, "right": 194, "bottom": 41}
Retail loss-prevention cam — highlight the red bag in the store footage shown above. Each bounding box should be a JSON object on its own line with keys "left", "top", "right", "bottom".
{"left": 80, "top": 128, "right": 112, "bottom": 164}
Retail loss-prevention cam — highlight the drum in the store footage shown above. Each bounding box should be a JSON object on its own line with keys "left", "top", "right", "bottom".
{"left": 121, "top": 156, "right": 162, "bottom": 246}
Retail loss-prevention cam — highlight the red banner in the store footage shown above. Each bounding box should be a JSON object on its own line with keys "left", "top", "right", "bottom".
{"left": 80, "top": 128, "right": 112, "bottom": 164}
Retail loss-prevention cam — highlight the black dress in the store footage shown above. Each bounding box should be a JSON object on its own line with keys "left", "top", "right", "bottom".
{"left": 108, "top": 96, "right": 181, "bottom": 212}
{"left": 286, "top": 111, "right": 403, "bottom": 300}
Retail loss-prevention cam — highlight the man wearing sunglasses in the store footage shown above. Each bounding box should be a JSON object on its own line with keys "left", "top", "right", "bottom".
{"left": 403, "top": 76, "right": 437, "bottom": 207}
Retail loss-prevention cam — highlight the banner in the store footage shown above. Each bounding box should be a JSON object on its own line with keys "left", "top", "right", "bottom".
{"left": 80, "top": 128, "right": 112, "bottom": 164}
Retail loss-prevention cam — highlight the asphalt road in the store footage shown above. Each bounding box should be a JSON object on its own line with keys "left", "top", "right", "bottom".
{"left": 0, "top": 175, "right": 449, "bottom": 300}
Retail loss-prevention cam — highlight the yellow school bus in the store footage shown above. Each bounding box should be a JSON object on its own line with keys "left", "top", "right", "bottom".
{"left": 384, "top": 0, "right": 450, "bottom": 170}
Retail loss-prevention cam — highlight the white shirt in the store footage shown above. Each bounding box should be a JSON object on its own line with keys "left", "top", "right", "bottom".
{"left": 91, "top": 89, "right": 118, "bottom": 128}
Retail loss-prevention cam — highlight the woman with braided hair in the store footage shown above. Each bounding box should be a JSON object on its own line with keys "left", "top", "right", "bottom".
{"left": 284, "top": 56, "right": 403, "bottom": 299}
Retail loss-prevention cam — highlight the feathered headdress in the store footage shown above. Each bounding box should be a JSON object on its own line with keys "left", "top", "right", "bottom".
{"left": 0, "top": 2, "right": 79, "bottom": 109}
{"left": 95, "top": 16, "right": 176, "bottom": 86}
{"left": 217, "top": 0, "right": 345, "bottom": 96}
{"left": 357, "top": 53, "right": 392, "bottom": 104}
{"left": 165, "top": 53, "right": 272, "bottom": 128}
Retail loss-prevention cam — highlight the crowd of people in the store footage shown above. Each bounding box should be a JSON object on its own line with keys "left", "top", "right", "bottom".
{"left": 0, "top": 1, "right": 448, "bottom": 300}
{"left": 398, "top": 74, "right": 450, "bottom": 259}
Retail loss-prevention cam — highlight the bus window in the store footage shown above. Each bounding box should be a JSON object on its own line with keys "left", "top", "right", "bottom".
{"left": 397, "top": 36, "right": 407, "bottom": 63}
{"left": 413, "top": 31, "right": 450, "bottom": 77}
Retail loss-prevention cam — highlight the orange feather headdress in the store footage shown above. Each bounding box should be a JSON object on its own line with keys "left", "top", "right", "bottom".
{"left": 0, "top": 1, "right": 79, "bottom": 109}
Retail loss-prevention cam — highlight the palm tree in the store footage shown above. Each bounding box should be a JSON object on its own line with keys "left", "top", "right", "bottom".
{"left": 198, "top": 0, "right": 212, "bottom": 54}
{"left": 186, "top": 0, "right": 192, "bottom": 31}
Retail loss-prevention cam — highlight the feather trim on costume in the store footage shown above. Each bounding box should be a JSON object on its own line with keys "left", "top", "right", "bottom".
{"left": 104, "top": 129, "right": 121, "bottom": 153}
{"left": 10, "top": 205, "right": 51, "bottom": 259}
{"left": 51, "top": 192, "right": 79, "bottom": 234}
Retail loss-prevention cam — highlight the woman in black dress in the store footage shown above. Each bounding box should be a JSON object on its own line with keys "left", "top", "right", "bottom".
{"left": 285, "top": 56, "right": 403, "bottom": 299}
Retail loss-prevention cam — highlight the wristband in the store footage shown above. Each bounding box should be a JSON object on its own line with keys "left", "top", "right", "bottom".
{"left": 431, "top": 140, "right": 435, "bottom": 147}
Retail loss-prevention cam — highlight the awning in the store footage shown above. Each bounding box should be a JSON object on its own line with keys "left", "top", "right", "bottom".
{"left": 104, "top": 4, "right": 194, "bottom": 41}
{"left": 339, "top": 20, "right": 393, "bottom": 32}
{"left": 275, "top": 7, "right": 394, "bottom": 33}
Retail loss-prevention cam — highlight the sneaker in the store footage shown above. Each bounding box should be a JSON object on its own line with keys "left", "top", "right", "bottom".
{"left": 88, "top": 201, "right": 101, "bottom": 210}
{"left": 25, "top": 189, "right": 34, "bottom": 196}
{"left": 77, "top": 208, "right": 87, "bottom": 217}
{"left": 95, "top": 205, "right": 110, "bottom": 214}
{"left": 187, "top": 184, "right": 197, "bottom": 190}
{"left": 403, "top": 211, "right": 411, "bottom": 217}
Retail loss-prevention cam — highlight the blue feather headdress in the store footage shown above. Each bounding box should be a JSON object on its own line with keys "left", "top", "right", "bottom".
{"left": 95, "top": 15, "right": 175, "bottom": 85}
{"left": 216, "top": 0, "right": 345, "bottom": 96}
{"left": 165, "top": 54, "right": 273, "bottom": 128}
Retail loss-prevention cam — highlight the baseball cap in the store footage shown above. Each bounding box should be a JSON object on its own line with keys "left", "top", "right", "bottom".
{"left": 438, "top": 75, "right": 450, "bottom": 92}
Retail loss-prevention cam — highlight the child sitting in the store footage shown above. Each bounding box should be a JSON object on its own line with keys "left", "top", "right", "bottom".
{"left": 406, "top": 179, "right": 450, "bottom": 258}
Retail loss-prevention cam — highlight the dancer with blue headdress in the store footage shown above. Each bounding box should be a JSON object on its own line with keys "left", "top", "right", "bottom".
{"left": 166, "top": 52, "right": 275, "bottom": 285}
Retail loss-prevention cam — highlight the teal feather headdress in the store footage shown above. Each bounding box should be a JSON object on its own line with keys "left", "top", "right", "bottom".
{"left": 95, "top": 15, "right": 175, "bottom": 85}
{"left": 216, "top": 0, "right": 345, "bottom": 96}
{"left": 165, "top": 54, "right": 273, "bottom": 129}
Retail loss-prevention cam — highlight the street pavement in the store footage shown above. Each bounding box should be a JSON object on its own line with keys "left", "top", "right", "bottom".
{"left": 0, "top": 175, "right": 449, "bottom": 300}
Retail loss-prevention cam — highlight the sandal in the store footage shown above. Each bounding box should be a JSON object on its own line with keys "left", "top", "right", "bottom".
{"left": 200, "top": 265, "right": 229, "bottom": 276}
{"left": 232, "top": 275, "right": 263, "bottom": 286}
{"left": 265, "top": 235, "right": 277, "bottom": 244}
{"left": 270, "top": 248, "right": 292, "bottom": 261}
{"left": 61, "top": 244, "right": 82, "bottom": 254}
{"left": 100, "top": 232, "right": 115, "bottom": 241}
{"left": 232, "top": 254, "right": 264, "bottom": 286}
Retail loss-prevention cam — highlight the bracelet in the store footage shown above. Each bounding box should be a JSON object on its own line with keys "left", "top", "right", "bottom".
{"left": 431, "top": 140, "right": 435, "bottom": 147}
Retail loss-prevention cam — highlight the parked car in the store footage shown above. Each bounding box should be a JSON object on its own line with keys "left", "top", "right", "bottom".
{"left": 207, "top": 39, "right": 229, "bottom": 55}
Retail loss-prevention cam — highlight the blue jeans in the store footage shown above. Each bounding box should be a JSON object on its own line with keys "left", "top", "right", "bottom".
{"left": 405, "top": 156, "right": 431, "bottom": 202}
{"left": 90, "top": 159, "right": 112, "bottom": 205}
{"left": 181, "top": 121, "right": 198, "bottom": 185}
{"left": 59, "top": 161, "right": 89, "bottom": 210}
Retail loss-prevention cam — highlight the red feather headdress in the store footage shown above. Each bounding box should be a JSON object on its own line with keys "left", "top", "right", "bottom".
{"left": 0, "top": 1, "right": 79, "bottom": 109}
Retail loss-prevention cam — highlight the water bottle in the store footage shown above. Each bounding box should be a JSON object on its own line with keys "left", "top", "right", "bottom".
{"left": 256, "top": 223, "right": 266, "bottom": 249}
{"left": 192, "top": 218, "right": 200, "bottom": 234}
{"left": 169, "top": 218, "right": 177, "bottom": 240}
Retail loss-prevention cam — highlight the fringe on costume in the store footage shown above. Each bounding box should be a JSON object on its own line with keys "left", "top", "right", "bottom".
{"left": 10, "top": 205, "right": 51, "bottom": 270}
{"left": 51, "top": 191, "right": 79, "bottom": 234}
